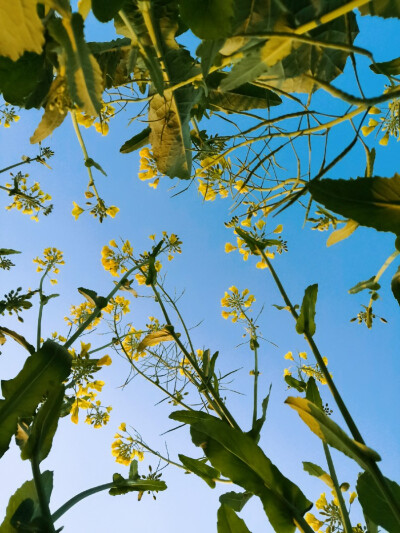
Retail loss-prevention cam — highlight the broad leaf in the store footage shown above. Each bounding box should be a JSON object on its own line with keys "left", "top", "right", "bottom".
{"left": 179, "top": 454, "right": 220, "bottom": 488}
{"left": 348, "top": 277, "right": 380, "bottom": 294}
{"left": 78, "top": 287, "right": 108, "bottom": 308}
{"left": 309, "top": 175, "right": 400, "bottom": 235}
{"left": 30, "top": 76, "right": 69, "bottom": 144}
{"left": 20, "top": 385, "right": 65, "bottom": 463}
{"left": 285, "top": 397, "right": 381, "bottom": 469}
{"left": 0, "top": 471, "right": 53, "bottom": 532}
{"left": 217, "top": 504, "right": 251, "bottom": 533}
{"left": 326, "top": 220, "right": 359, "bottom": 247}
{"left": 92, "top": 0, "right": 127, "bottom": 23}
{"left": 285, "top": 375, "right": 307, "bottom": 392}
{"left": 370, "top": 56, "right": 400, "bottom": 76}
{"left": 0, "top": 327, "right": 35, "bottom": 354}
{"left": 391, "top": 266, "right": 400, "bottom": 306}
{"left": 120, "top": 127, "right": 151, "bottom": 153}
{"left": 303, "top": 462, "right": 333, "bottom": 488}
{"left": 219, "top": 491, "right": 253, "bottom": 513}
{"left": 48, "top": 13, "right": 103, "bottom": 116}
{"left": 89, "top": 38, "right": 132, "bottom": 89}
{"left": 170, "top": 410, "right": 312, "bottom": 533}
{"left": 305, "top": 378, "right": 323, "bottom": 410}
{"left": 357, "top": 472, "right": 400, "bottom": 532}
{"left": 359, "top": 1, "right": 400, "bottom": 19}
{"left": 0, "top": 340, "right": 71, "bottom": 457}
{"left": 296, "top": 284, "right": 318, "bottom": 337}
{"left": 137, "top": 328, "right": 175, "bottom": 352}
{"left": 0, "top": 0, "right": 45, "bottom": 61}
{"left": 179, "top": 0, "right": 234, "bottom": 40}
{"left": 247, "top": 385, "right": 271, "bottom": 442}
{"left": 197, "top": 39, "right": 224, "bottom": 77}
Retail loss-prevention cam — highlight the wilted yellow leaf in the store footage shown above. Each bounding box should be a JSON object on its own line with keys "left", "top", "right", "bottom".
{"left": 30, "top": 77, "right": 69, "bottom": 144}
{"left": 137, "top": 328, "right": 176, "bottom": 352}
{"left": 0, "top": 0, "right": 45, "bottom": 60}
{"left": 326, "top": 220, "right": 359, "bottom": 247}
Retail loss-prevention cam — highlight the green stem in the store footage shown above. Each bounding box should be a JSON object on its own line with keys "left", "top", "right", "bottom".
{"left": 367, "top": 250, "right": 400, "bottom": 312}
{"left": 252, "top": 342, "right": 259, "bottom": 430}
{"left": 52, "top": 483, "right": 113, "bottom": 522}
{"left": 31, "top": 458, "right": 55, "bottom": 532}
{"left": 323, "top": 443, "right": 353, "bottom": 533}
{"left": 37, "top": 266, "right": 51, "bottom": 352}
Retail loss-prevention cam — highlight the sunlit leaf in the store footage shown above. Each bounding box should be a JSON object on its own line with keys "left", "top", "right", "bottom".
{"left": 303, "top": 462, "right": 333, "bottom": 488}
{"left": 179, "top": 454, "right": 220, "bottom": 488}
{"left": 370, "top": 56, "right": 400, "bottom": 76}
{"left": 120, "top": 126, "right": 151, "bottom": 154}
{"left": 296, "top": 284, "right": 318, "bottom": 337}
{"left": 0, "top": 249, "right": 21, "bottom": 256}
{"left": 0, "top": 0, "right": 44, "bottom": 61}
{"left": 309, "top": 175, "right": 400, "bottom": 235}
{"left": 305, "top": 378, "right": 323, "bottom": 410}
{"left": 0, "top": 327, "right": 35, "bottom": 354}
{"left": 78, "top": 287, "right": 108, "bottom": 308}
{"left": 0, "top": 340, "right": 71, "bottom": 457}
{"left": 348, "top": 277, "right": 380, "bottom": 294}
{"left": 326, "top": 220, "right": 359, "bottom": 247}
{"left": 137, "top": 328, "right": 175, "bottom": 352}
{"left": 217, "top": 504, "right": 251, "bottom": 533}
{"left": 285, "top": 397, "right": 381, "bottom": 469}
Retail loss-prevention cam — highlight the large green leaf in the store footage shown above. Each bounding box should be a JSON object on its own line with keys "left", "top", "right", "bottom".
{"left": 309, "top": 175, "right": 400, "bottom": 234}
{"left": 217, "top": 504, "right": 251, "bottom": 533}
{"left": 179, "top": 454, "right": 220, "bottom": 488}
{"left": 48, "top": 13, "right": 103, "bottom": 116}
{"left": 219, "top": 491, "right": 253, "bottom": 512}
{"left": 0, "top": 340, "right": 71, "bottom": 458}
{"left": 170, "top": 410, "right": 312, "bottom": 533}
{"left": 0, "top": 471, "right": 53, "bottom": 532}
{"left": 285, "top": 397, "right": 381, "bottom": 469}
{"left": 179, "top": 0, "right": 234, "bottom": 40}
{"left": 357, "top": 472, "right": 400, "bottom": 532}
{"left": 20, "top": 385, "right": 65, "bottom": 463}
{"left": 359, "top": 1, "right": 400, "bottom": 19}
{"left": 92, "top": 0, "right": 127, "bottom": 23}
{"left": 296, "top": 284, "right": 318, "bottom": 337}
{"left": 206, "top": 71, "right": 281, "bottom": 112}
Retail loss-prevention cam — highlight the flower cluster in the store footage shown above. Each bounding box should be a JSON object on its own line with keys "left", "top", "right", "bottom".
{"left": 283, "top": 351, "right": 330, "bottom": 385}
{"left": 138, "top": 147, "right": 161, "bottom": 189}
{"left": 5, "top": 172, "right": 53, "bottom": 221}
{"left": 0, "top": 103, "right": 20, "bottom": 128}
{"left": 75, "top": 103, "right": 115, "bottom": 136}
{"left": 121, "top": 325, "right": 146, "bottom": 361}
{"left": 101, "top": 239, "right": 133, "bottom": 277}
{"left": 112, "top": 423, "right": 144, "bottom": 465}
{"left": 305, "top": 490, "right": 357, "bottom": 532}
{"left": 361, "top": 102, "right": 400, "bottom": 147}
{"left": 64, "top": 301, "right": 102, "bottom": 331}
{"left": 179, "top": 348, "right": 203, "bottom": 376}
{"left": 225, "top": 219, "right": 286, "bottom": 268}
{"left": 72, "top": 198, "right": 119, "bottom": 222}
{"left": 221, "top": 286, "right": 255, "bottom": 323}
{"left": 196, "top": 156, "right": 230, "bottom": 201}
{"left": 103, "top": 295, "right": 131, "bottom": 321}
{"left": 33, "top": 247, "right": 65, "bottom": 284}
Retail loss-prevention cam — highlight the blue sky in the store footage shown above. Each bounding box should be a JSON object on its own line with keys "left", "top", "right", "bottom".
{"left": 0, "top": 8, "right": 400, "bottom": 533}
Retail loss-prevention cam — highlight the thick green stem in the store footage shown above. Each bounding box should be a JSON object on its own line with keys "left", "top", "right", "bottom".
{"left": 36, "top": 266, "right": 51, "bottom": 352}
{"left": 31, "top": 458, "right": 55, "bottom": 532}
{"left": 52, "top": 483, "right": 113, "bottom": 522}
{"left": 252, "top": 342, "right": 259, "bottom": 429}
{"left": 323, "top": 443, "right": 353, "bottom": 533}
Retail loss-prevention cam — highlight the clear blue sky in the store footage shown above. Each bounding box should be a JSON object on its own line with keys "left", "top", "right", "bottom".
{"left": 0, "top": 9, "right": 399, "bottom": 533}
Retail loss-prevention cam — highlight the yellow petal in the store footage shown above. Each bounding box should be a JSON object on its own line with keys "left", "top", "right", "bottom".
{"left": 72, "top": 201, "right": 84, "bottom": 220}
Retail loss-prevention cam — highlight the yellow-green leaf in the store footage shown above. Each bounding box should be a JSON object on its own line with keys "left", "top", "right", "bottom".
{"left": 30, "top": 77, "right": 69, "bottom": 144}
{"left": 0, "top": 0, "right": 44, "bottom": 61}
{"left": 137, "top": 328, "right": 175, "bottom": 351}
{"left": 326, "top": 220, "right": 359, "bottom": 247}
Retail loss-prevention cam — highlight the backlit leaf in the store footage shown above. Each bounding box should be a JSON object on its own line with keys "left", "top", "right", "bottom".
{"left": 120, "top": 127, "right": 151, "bottom": 154}
{"left": 179, "top": 0, "right": 234, "bottom": 40}
{"left": 179, "top": 454, "right": 220, "bottom": 488}
{"left": 326, "top": 220, "right": 359, "bottom": 247}
{"left": 0, "top": 0, "right": 44, "bottom": 61}
{"left": 370, "top": 56, "right": 400, "bottom": 76}
{"left": 296, "top": 284, "right": 318, "bottom": 337}
{"left": 219, "top": 491, "right": 253, "bottom": 513}
{"left": 285, "top": 397, "right": 381, "bottom": 469}
{"left": 303, "top": 462, "right": 333, "bottom": 488}
{"left": 217, "top": 504, "right": 251, "bottom": 533}
{"left": 348, "top": 277, "right": 380, "bottom": 294}
{"left": 137, "top": 328, "right": 175, "bottom": 352}
{"left": 309, "top": 175, "right": 400, "bottom": 235}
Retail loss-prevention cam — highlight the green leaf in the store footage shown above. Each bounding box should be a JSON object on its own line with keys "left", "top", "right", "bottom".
{"left": 365, "top": 146, "right": 376, "bottom": 177}
{"left": 395, "top": 236, "right": 400, "bottom": 252}
{"left": 206, "top": 71, "right": 281, "bottom": 112}
{"left": 20, "top": 385, "right": 65, "bottom": 463}
{"left": 78, "top": 287, "right": 108, "bottom": 309}
{"left": 285, "top": 397, "right": 381, "bottom": 470}
{"left": 85, "top": 157, "right": 107, "bottom": 176}
{"left": 137, "top": 328, "right": 175, "bottom": 352}
{"left": 309, "top": 175, "right": 400, "bottom": 235}
{"left": 305, "top": 378, "right": 323, "bottom": 410}
{"left": 359, "top": 1, "right": 400, "bottom": 19}
{"left": 178, "top": 454, "right": 220, "bottom": 488}
{"left": 370, "top": 56, "right": 400, "bottom": 76}
{"left": 217, "top": 504, "right": 251, "bottom": 533}
{"left": 302, "top": 462, "right": 333, "bottom": 488}
{"left": 357, "top": 472, "right": 400, "bottom": 532}
{"left": 48, "top": 13, "right": 103, "bottom": 116}
{"left": 326, "top": 220, "right": 359, "bottom": 247}
{"left": 0, "top": 249, "right": 21, "bottom": 256}
{"left": 219, "top": 491, "right": 253, "bottom": 513}
{"left": 285, "top": 375, "right": 307, "bottom": 392}
{"left": 0, "top": 471, "right": 53, "bottom": 532}
{"left": 170, "top": 410, "right": 312, "bottom": 533}
{"left": 179, "top": 0, "right": 234, "bottom": 40}
{"left": 391, "top": 266, "right": 400, "bottom": 306}
{"left": 296, "top": 284, "right": 318, "bottom": 337}
{"left": 197, "top": 39, "right": 224, "bottom": 77}
{"left": 0, "top": 326, "right": 35, "bottom": 354}
{"left": 120, "top": 127, "right": 151, "bottom": 154}
{"left": 92, "top": 0, "right": 127, "bottom": 23}
{"left": 0, "top": 340, "right": 71, "bottom": 457}
{"left": 348, "top": 277, "right": 380, "bottom": 294}
{"left": 89, "top": 38, "right": 132, "bottom": 89}
{"left": 109, "top": 473, "right": 167, "bottom": 496}
{"left": 247, "top": 384, "right": 271, "bottom": 442}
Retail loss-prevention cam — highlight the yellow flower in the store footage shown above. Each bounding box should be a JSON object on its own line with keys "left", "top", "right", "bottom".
{"left": 109, "top": 239, "right": 117, "bottom": 248}
{"left": 97, "top": 355, "right": 112, "bottom": 366}
{"left": 119, "top": 422, "right": 127, "bottom": 432}
{"left": 283, "top": 368, "right": 291, "bottom": 376}
{"left": 256, "top": 260, "right": 268, "bottom": 269}
{"left": 80, "top": 341, "right": 91, "bottom": 358}
{"left": 221, "top": 310, "right": 230, "bottom": 319}
{"left": 72, "top": 201, "right": 84, "bottom": 220}
{"left": 361, "top": 125, "right": 375, "bottom": 137}
{"left": 135, "top": 272, "right": 147, "bottom": 285}
{"left": 225, "top": 242, "right": 237, "bottom": 253}
{"left": 379, "top": 133, "right": 389, "bottom": 146}
{"left": 315, "top": 493, "right": 328, "bottom": 510}
{"left": 284, "top": 351, "right": 294, "bottom": 361}
{"left": 198, "top": 179, "right": 217, "bottom": 201}
{"left": 241, "top": 218, "right": 252, "bottom": 227}
{"left": 305, "top": 513, "right": 324, "bottom": 532}
{"left": 70, "top": 402, "right": 79, "bottom": 424}
{"left": 149, "top": 177, "right": 159, "bottom": 189}
{"left": 106, "top": 206, "right": 119, "bottom": 218}
{"left": 273, "top": 224, "right": 283, "bottom": 233}
{"left": 122, "top": 240, "right": 133, "bottom": 255}
{"left": 349, "top": 491, "right": 357, "bottom": 504}
{"left": 299, "top": 352, "right": 307, "bottom": 360}
{"left": 255, "top": 219, "right": 266, "bottom": 230}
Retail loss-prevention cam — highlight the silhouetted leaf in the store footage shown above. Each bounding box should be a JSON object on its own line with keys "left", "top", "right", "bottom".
{"left": 217, "top": 504, "right": 251, "bottom": 533}
{"left": 92, "top": 0, "right": 127, "bottom": 22}
{"left": 357, "top": 472, "right": 400, "bottom": 532}
{"left": 219, "top": 491, "right": 252, "bottom": 512}
{"left": 296, "top": 284, "right": 318, "bottom": 337}
{"left": 370, "top": 56, "right": 400, "bottom": 76}
{"left": 120, "top": 127, "right": 151, "bottom": 154}
{"left": 391, "top": 266, "right": 400, "bottom": 306}
{"left": 179, "top": 0, "right": 234, "bottom": 40}
{"left": 348, "top": 277, "right": 380, "bottom": 294}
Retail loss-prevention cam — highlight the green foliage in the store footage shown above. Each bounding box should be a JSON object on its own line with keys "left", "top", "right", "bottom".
{"left": 219, "top": 491, "right": 253, "bottom": 513}
{"left": 296, "top": 284, "right": 318, "bottom": 337}
{"left": 217, "top": 503, "right": 251, "bottom": 533}
{"left": 357, "top": 472, "right": 400, "bottom": 532}
{"left": 391, "top": 266, "right": 400, "bottom": 306}
{"left": 178, "top": 454, "right": 220, "bottom": 488}
{"left": 120, "top": 126, "right": 151, "bottom": 154}
{"left": 179, "top": 0, "right": 235, "bottom": 40}
{"left": 0, "top": 340, "right": 71, "bottom": 458}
